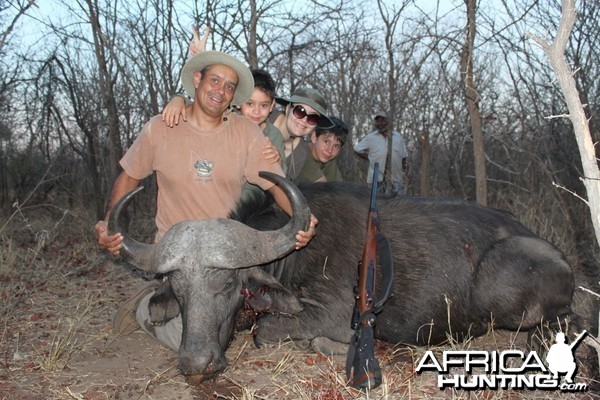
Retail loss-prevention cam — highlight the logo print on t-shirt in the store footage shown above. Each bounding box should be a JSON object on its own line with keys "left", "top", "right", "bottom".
{"left": 194, "top": 159, "right": 213, "bottom": 177}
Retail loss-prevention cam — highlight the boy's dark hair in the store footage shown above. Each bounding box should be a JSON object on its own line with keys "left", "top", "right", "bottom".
{"left": 251, "top": 68, "right": 276, "bottom": 100}
{"left": 315, "top": 116, "right": 349, "bottom": 145}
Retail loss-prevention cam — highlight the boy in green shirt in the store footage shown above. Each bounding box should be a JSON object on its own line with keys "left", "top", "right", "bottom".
{"left": 296, "top": 116, "right": 348, "bottom": 184}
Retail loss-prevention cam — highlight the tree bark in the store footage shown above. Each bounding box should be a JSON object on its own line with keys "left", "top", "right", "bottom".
{"left": 85, "top": 0, "right": 122, "bottom": 187}
{"left": 460, "top": 0, "right": 487, "bottom": 205}
{"left": 247, "top": 0, "right": 259, "bottom": 69}
{"left": 528, "top": 0, "right": 600, "bottom": 248}
{"left": 419, "top": 130, "right": 431, "bottom": 196}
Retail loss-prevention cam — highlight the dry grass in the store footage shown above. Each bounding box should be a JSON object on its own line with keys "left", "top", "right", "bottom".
{"left": 0, "top": 200, "right": 598, "bottom": 399}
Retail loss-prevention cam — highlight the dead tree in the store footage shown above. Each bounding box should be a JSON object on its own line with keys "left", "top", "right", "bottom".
{"left": 460, "top": 0, "right": 487, "bottom": 206}
{"left": 527, "top": 0, "right": 600, "bottom": 248}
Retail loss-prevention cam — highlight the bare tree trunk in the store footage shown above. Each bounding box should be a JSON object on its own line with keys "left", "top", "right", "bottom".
{"left": 377, "top": 0, "right": 411, "bottom": 119}
{"left": 0, "top": 138, "right": 7, "bottom": 205}
{"left": 247, "top": 0, "right": 259, "bottom": 69}
{"left": 85, "top": 0, "right": 122, "bottom": 186}
{"left": 377, "top": 0, "right": 407, "bottom": 192}
{"left": 419, "top": 130, "right": 431, "bottom": 196}
{"left": 460, "top": 0, "right": 487, "bottom": 205}
{"left": 528, "top": 0, "right": 600, "bottom": 248}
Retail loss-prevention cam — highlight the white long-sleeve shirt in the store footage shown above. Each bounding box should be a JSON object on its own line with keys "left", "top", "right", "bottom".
{"left": 354, "top": 130, "right": 408, "bottom": 184}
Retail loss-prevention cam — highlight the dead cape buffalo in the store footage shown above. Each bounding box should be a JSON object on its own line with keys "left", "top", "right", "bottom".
{"left": 109, "top": 172, "right": 578, "bottom": 380}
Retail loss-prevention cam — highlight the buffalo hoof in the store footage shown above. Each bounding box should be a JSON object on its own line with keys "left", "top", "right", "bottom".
{"left": 311, "top": 337, "right": 349, "bottom": 356}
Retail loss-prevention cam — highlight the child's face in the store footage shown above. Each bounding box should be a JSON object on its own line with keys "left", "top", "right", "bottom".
{"left": 310, "top": 131, "right": 343, "bottom": 163}
{"left": 239, "top": 88, "right": 274, "bottom": 126}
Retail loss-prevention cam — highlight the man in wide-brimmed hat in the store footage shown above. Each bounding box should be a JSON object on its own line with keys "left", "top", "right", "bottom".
{"left": 94, "top": 50, "right": 317, "bottom": 349}
{"left": 271, "top": 86, "right": 334, "bottom": 181}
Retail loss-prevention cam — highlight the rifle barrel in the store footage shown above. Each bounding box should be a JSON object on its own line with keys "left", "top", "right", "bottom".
{"left": 369, "top": 163, "right": 379, "bottom": 212}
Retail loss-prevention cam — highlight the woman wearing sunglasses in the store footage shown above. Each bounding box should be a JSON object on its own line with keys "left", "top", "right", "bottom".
{"left": 271, "top": 87, "right": 334, "bottom": 182}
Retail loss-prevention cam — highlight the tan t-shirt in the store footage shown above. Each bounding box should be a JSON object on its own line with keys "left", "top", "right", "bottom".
{"left": 120, "top": 112, "right": 284, "bottom": 241}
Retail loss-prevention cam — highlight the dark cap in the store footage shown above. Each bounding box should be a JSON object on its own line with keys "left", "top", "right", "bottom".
{"left": 374, "top": 111, "right": 389, "bottom": 120}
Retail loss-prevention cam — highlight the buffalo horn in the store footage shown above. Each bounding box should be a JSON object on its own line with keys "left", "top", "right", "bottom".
{"left": 230, "top": 171, "right": 311, "bottom": 268}
{"left": 108, "top": 173, "right": 310, "bottom": 271}
{"left": 190, "top": 172, "right": 311, "bottom": 270}
{"left": 107, "top": 186, "right": 156, "bottom": 271}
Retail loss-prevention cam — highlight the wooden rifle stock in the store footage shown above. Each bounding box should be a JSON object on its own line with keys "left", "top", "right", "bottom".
{"left": 356, "top": 165, "right": 380, "bottom": 325}
{"left": 346, "top": 162, "right": 390, "bottom": 391}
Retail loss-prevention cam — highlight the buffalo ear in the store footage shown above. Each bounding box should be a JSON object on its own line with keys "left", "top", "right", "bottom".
{"left": 242, "top": 269, "right": 303, "bottom": 315}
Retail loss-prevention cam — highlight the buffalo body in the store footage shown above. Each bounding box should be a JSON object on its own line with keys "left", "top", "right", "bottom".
{"left": 113, "top": 180, "right": 577, "bottom": 379}
{"left": 242, "top": 184, "right": 575, "bottom": 348}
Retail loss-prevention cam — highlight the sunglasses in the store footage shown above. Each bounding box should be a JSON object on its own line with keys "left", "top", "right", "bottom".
{"left": 292, "top": 105, "right": 320, "bottom": 126}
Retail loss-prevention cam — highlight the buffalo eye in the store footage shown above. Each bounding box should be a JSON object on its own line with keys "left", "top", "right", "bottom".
{"left": 219, "top": 278, "right": 237, "bottom": 295}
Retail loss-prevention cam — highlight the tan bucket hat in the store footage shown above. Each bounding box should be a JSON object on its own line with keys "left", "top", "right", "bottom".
{"left": 181, "top": 51, "right": 254, "bottom": 106}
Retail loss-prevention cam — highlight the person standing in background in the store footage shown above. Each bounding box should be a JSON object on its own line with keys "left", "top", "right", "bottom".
{"left": 354, "top": 111, "right": 408, "bottom": 195}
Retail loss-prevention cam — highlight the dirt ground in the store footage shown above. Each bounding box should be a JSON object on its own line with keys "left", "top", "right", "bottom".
{"left": 1, "top": 219, "right": 599, "bottom": 400}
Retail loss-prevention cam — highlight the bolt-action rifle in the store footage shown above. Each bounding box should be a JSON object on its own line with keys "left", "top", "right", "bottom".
{"left": 346, "top": 162, "right": 394, "bottom": 391}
